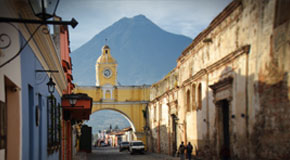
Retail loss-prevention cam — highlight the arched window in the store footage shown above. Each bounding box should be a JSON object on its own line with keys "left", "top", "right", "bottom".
{"left": 154, "top": 105, "right": 157, "bottom": 122}
{"left": 105, "top": 90, "right": 111, "bottom": 99}
{"left": 198, "top": 83, "right": 202, "bottom": 110}
{"left": 186, "top": 90, "right": 190, "bottom": 112}
{"left": 159, "top": 102, "right": 162, "bottom": 121}
{"left": 192, "top": 84, "right": 196, "bottom": 110}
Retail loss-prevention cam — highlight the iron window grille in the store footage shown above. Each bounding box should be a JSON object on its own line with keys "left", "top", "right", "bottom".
{"left": 47, "top": 95, "right": 61, "bottom": 153}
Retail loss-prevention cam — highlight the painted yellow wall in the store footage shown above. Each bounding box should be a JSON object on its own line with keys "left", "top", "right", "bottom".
{"left": 75, "top": 44, "right": 150, "bottom": 145}
{"left": 74, "top": 85, "right": 150, "bottom": 145}
{"left": 95, "top": 46, "right": 118, "bottom": 86}
{"left": 96, "top": 64, "right": 117, "bottom": 86}
{"left": 74, "top": 86, "right": 150, "bottom": 102}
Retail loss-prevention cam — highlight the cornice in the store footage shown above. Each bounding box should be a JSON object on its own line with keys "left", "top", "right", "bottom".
{"left": 167, "top": 100, "right": 178, "bottom": 107}
{"left": 150, "top": 87, "right": 178, "bottom": 104}
{"left": 14, "top": 2, "right": 67, "bottom": 95}
{"left": 151, "top": 68, "right": 177, "bottom": 87}
{"left": 209, "top": 76, "right": 233, "bottom": 92}
{"left": 181, "top": 45, "right": 250, "bottom": 87}
{"left": 178, "top": 0, "right": 242, "bottom": 61}
{"left": 182, "top": 69, "right": 207, "bottom": 87}
{"left": 93, "top": 101, "right": 149, "bottom": 105}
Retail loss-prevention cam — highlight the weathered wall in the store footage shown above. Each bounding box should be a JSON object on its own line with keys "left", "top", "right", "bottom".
{"left": 250, "top": 0, "right": 290, "bottom": 158}
{"left": 148, "top": 0, "right": 290, "bottom": 159}
{"left": 149, "top": 70, "right": 178, "bottom": 155}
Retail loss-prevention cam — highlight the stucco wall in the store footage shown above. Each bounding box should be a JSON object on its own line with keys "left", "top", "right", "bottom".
{"left": 21, "top": 42, "right": 61, "bottom": 160}
{"left": 0, "top": 1, "right": 22, "bottom": 160}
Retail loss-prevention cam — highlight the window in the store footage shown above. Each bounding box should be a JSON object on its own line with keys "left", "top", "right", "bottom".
{"left": 186, "top": 90, "right": 190, "bottom": 112}
{"left": 159, "top": 103, "right": 162, "bottom": 121}
{"left": 0, "top": 101, "right": 6, "bottom": 149}
{"left": 47, "top": 96, "right": 61, "bottom": 153}
{"left": 192, "top": 84, "right": 196, "bottom": 110}
{"left": 105, "top": 90, "right": 111, "bottom": 99}
{"left": 274, "top": 0, "right": 290, "bottom": 28}
{"left": 198, "top": 83, "right": 202, "bottom": 110}
{"left": 154, "top": 105, "right": 157, "bottom": 122}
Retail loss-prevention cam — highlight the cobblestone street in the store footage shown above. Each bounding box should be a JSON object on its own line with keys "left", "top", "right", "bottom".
{"left": 73, "top": 147, "right": 180, "bottom": 160}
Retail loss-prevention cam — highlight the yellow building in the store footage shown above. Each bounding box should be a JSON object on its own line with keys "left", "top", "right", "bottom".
{"left": 74, "top": 45, "right": 150, "bottom": 145}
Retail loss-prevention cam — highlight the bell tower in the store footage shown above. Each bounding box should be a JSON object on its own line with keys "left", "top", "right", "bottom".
{"left": 95, "top": 45, "right": 117, "bottom": 87}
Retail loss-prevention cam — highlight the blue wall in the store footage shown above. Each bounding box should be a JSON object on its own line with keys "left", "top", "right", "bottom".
{"left": 21, "top": 40, "right": 61, "bottom": 160}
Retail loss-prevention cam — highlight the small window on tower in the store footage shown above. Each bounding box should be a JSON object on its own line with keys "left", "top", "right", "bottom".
{"left": 105, "top": 90, "right": 111, "bottom": 99}
{"left": 105, "top": 50, "right": 108, "bottom": 54}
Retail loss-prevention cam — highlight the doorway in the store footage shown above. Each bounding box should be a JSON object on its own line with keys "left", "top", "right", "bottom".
{"left": 218, "top": 100, "right": 230, "bottom": 160}
{"left": 171, "top": 114, "right": 177, "bottom": 156}
{"left": 5, "top": 77, "right": 21, "bottom": 160}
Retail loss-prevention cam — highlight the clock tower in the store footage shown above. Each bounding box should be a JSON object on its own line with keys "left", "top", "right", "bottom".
{"left": 96, "top": 45, "right": 117, "bottom": 86}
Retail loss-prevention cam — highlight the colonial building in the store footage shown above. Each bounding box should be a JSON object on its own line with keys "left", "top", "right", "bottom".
{"left": 74, "top": 45, "right": 150, "bottom": 145}
{"left": 148, "top": 0, "right": 290, "bottom": 159}
{"left": 0, "top": 1, "right": 82, "bottom": 160}
{"left": 0, "top": 2, "right": 66, "bottom": 159}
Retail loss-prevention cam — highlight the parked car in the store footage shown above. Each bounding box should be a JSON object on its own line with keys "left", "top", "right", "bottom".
{"left": 119, "top": 141, "right": 130, "bottom": 152}
{"left": 100, "top": 141, "right": 109, "bottom": 147}
{"left": 100, "top": 142, "right": 106, "bottom": 147}
{"left": 129, "top": 141, "right": 145, "bottom": 154}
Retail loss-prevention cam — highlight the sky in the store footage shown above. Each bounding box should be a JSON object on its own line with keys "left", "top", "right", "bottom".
{"left": 56, "top": 0, "right": 232, "bottom": 51}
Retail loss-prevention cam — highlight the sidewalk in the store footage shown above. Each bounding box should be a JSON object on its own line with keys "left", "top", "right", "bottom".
{"left": 72, "top": 150, "right": 201, "bottom": 160}
{"left": 148, "top": 152, "right": 202, "bottom": 160}
{"left": 72, "top": 152, "right": 87, "bottom": 160}
{"left": 146, "top": 152, "right": 180, "bottom": 160}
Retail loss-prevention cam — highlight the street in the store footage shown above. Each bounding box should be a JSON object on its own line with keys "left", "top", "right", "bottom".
{"left": 74, "top": 147, "right": 180, "bottom": 160}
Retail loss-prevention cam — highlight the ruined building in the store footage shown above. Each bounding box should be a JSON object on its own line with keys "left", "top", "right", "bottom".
{"left": 148, "top": 0, "right": 290, "bottom": 159}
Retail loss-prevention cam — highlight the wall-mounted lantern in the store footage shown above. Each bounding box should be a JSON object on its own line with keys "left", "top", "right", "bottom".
{"left": 47, "top": 77, "right": 56, "bottom": 95}
{"left": 68, "top": 94, "right": 77, "bottom": 106}
{"left": 0, "top": 0, "right": 78, "bottom": 28}
{"left": 61, "top": 93, "right": 93, "bottom": 121}
{"left": 0, "top": 1, "right": 78, "bottom": 68}
{"left": 29, "top": 0, "right": 59, "bottom": 20}
{"left": 171, "top": 114, "right": 179, "bottom": 122}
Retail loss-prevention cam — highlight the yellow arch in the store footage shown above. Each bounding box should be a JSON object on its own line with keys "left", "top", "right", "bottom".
{"left": 91, "top": 103, "right": 147, "bottom": 144}
{"left": 74, "top": 85, "right": 150, "bottom": 145}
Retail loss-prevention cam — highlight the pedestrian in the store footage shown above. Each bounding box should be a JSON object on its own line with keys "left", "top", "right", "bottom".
{"left": 186, "top": 142, "right": 193, "bottom": 160}
{"left": 178, "top": 141, "right": 185, "bottom": 160}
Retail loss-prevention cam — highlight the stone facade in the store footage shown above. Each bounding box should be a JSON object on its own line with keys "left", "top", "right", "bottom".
{"left": 148, "top": 0, "right": 290, "bottom": 159}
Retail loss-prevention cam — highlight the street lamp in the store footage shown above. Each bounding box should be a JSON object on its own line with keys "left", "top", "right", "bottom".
{"left": 171, "top": 114, "right": 179, "bottom": 121}
{"left": 68, "top": 94, "right": 77, "bottom": 106}
{"left": 29, "top": 0, "right": 60, "bottom": 20}
{"left": 47, "top": 77, "right": 56, "bottom": 95}
{"left": 0, "top": 0, "right": 78, "bottom": 68}
{"left": 0, "top": 0, "right": 78, "bottom": 28}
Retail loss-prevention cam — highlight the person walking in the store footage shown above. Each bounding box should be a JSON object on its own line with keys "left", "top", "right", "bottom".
{"left": 178, "top": 141, "right": 185, "bottom": 160}
{"left": 186, "top": 142, "right": 193, "bottom": 160}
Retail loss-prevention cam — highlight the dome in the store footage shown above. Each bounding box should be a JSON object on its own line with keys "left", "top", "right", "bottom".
{"left": 97, "top": 45, "right": 116, "bottom": 64}
{"left": 97, "top": 55, "right": 116, "bottom": 64}
{"left": 102, "top": 45, "right": 110, "bottom": 50}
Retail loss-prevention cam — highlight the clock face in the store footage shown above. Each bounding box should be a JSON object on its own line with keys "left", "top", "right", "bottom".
{"left": 103, "top": 68, "right": 112, "bottom": 78}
